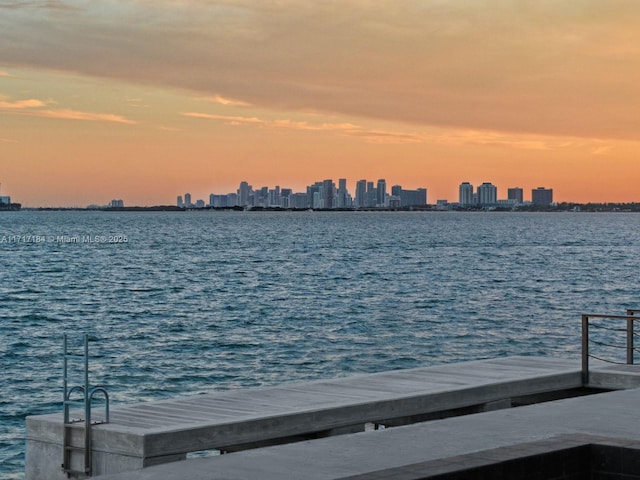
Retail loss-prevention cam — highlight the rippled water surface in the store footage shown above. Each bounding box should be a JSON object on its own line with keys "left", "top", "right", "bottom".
{"left": 1, "top": 211, "right": 640, "bottom": 478}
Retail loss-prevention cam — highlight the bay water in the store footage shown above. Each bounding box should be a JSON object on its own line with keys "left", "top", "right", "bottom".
{"left": 1, "top": 211, "right": 639, "bottom": 479}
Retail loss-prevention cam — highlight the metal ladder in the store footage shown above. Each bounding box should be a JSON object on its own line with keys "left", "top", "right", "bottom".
{"left": 61, "top": 334, "right": 110, "bottom": 478}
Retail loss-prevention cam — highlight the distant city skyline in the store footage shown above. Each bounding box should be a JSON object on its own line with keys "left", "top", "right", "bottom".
{"left": 176, "top": 179, "right": 552, "bottom": 210}
{"left": 3, "top": 2, "right": 640, "bottom": 207}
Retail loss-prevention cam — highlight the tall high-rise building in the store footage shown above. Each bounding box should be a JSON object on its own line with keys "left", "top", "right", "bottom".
{"left": 377, "top": 179, "right": 387, "bottom": 207}
{"left": 307, "top": 182, "right": 324, "bottom": 208}
{"left": 365, "top": 182, "right": 374, "bottom": 207}
{"left": 355, "top": 180, "right": 367, "bottom": 208}
{"left": 280, "top": 188, "right": 292, "bottom": 208}
{"left": 507, "top": 187, "right": 524, "bottom": 204}
{"left": 177, "top": 195, "right": 183, "bottom": 208}
{"left": 337, "top": 178, "right": 348, "bottom": 208}
{"left": 322, "top": 179, "right": 335, "bottom": 209}
{"left": 532, "top": 187, "right": 553, "bottom": 206}
{"left": 477, "top": 182, "right": 497, "bottom": 206}
{"left": 184, "top": 193, "right": 192, "bottom": 208}
{"left": 237, "top": 181, "right": 251, "bottom": 207}
{"left": 268, "top": 186, "right": 281, "bottom": 207}
{"left": 459, "top": 182, "right": 474, "bottom": 206}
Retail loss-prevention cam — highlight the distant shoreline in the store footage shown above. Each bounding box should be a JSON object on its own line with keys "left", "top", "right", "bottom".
{"left": 14, "top": 203, "right": 640, "bottom": 213}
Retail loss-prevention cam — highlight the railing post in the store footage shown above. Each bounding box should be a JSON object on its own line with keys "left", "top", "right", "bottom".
{"left": 581, "top": 315, "right": 589, "bottom": 385}
{"left": 627, "top": 310, "right": 635, "bottom": 365}
{"left": 84, "top": 333, "right": 92, "bottom": 475}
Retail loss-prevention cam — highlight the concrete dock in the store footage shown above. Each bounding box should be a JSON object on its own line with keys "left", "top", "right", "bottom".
{"left": 95, "top": 386, "right": 640, "bottom": 480}
{"left": 26, "top": 356, "right": 640, "bottom": 479}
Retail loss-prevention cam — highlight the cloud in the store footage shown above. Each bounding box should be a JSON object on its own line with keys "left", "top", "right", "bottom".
{"left": 2, "top": 1, "right": 640, "bottom": 139}
{"left": 427, "top": 130, "right": 562, "bottom": 151}
{"left": 343, "top": 129, "right": 424, "bottom": 145}
{"left": 269, "top": 119, "right": 359, "bottom": 132}
{"left": 0, "top": 97, "right": 46, "bottom": 108}
{"left": 34, "top": 109, "right": 137, "bottom": 124}
{"left": 207, "top": 95, "right": 251, "bottom": 107}
{"left": 183, "top": 112, "right": 262, "bottom": 125}
{"left": 183, "top": 110, "right": 582, "bottom": 148}
{"left": 0, "top": 95, "right": 136, "bottom": 123}
{"left": 183, "top": 111, "right": 421, "bottom": 144}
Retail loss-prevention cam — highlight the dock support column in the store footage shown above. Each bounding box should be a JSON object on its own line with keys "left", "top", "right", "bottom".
{"left": 627, "top": 310, "right": 635, "bottom": 365}
{"left": 581, "top": 315, "right": 589, "bottom": 386}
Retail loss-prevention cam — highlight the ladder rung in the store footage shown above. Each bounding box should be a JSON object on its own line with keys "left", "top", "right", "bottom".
{"left": 64, "top": 445, "right": 85, "bottom": 452}
{"left": 62, "top": 468, "right": 89, "bottom": 476}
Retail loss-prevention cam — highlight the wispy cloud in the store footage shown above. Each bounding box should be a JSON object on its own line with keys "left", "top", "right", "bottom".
{"left": 269, "top": 119, "right": 359, "bottom": 132}
{"left": 344, "top": 129, "right": 424, "bottom": 145}
{"left": 427, "top": 130, "right": 571, "bottom": 151}
{"left": 183, "top": 112, "right": 420, "bottom": 144}
{"left": 183, "top": 112, "right": 262, "bottom": 125}
{"left": 0, "top": 95, "right": 136, "bottom": 123}
{"left": 34, "top": 109, "right": 137, "bottom": 124}
{"left": 207, "top": 95, "right": 251, "bottom": 107}
{"left": 183, "top": 111, "right": 582, "bottom": 148}
{"left": 0, "top": 137, "right": 18, "bottom": 143}
{"left": 0, "top": 98, "right": 46, "bottom": 108}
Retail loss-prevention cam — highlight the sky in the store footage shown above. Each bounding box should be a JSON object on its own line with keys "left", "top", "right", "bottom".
{"left": 1, "top": 0, "right": 640, "bottom": 207}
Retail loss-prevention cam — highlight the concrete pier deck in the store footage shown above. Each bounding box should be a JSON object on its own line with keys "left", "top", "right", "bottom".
{"left": 95, "top": 386, "right": 640, "bottom": 480}
{"left": 25, "top": 356, "right": 640, "bottom": 479}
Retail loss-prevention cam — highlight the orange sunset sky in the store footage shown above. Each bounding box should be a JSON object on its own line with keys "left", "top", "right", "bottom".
{"left": 1, "top": 1, "right": 640, "bottom": 207}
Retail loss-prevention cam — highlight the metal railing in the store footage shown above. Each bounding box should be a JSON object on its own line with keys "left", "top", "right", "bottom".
{"left": 62, "top": 334, "right": 110, "bottom": 478}
{"left": 581, "top": 309, "right": 640, "bottom": 385}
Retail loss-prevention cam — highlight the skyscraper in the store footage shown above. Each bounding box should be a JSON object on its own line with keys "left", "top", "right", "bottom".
{"left": 477, "top": 182, "right": 497, "bottom": 206}
{"left": 355, "top": 180, "right": 367, "bottom": 208}
{"left": 367, "top": 181, "right": 376, "bottom": 207}
{"left": 532, "top": 187, "right": 553, "bottom": 206}
{"left": 237, "top": 181, "right": 251, "bottom": 207}
{"left": 337, "top": 178, "right": 348, "bottom": 208}
{"left": 307, "top": 182, "right": 321, "bottom": 208}
{"left": 507, "top": 187, "right": 524, "bottom": 204}
{"left": 377, "top": 179, "right": 387, "bottom": 207}
{"left": 322, "top": 179, "right": 335, "bottom": 209}
{"left": 459, "top": 182, "right": 474, "bottom": 206}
